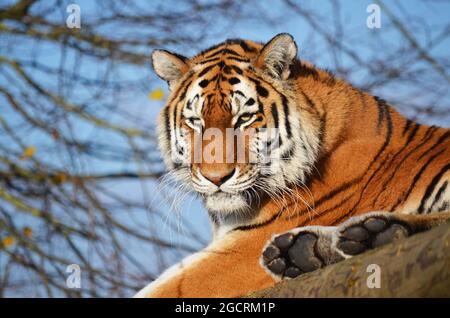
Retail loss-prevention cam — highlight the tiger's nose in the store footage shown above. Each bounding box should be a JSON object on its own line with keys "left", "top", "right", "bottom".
{"left": 201, "top": 167, "right": 236, "bottom": 186}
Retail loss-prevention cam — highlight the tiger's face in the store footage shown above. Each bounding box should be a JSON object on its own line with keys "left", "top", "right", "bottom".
{"left": 152, "top": 34, "right": 320, "bottom": 214}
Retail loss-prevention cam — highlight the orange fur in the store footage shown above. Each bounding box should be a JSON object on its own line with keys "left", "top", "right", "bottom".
{"left": 138, "top": 36, "right": 450, "bottom": 297}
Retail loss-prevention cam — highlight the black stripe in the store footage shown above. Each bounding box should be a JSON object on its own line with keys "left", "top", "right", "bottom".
{"left": 358, "top": 91, "right": 368, "bottom": 110}
{"left": 281, "top": 145, "right": 295, "bottom": 160}
{"left": 203, "top": 48, "right": 224, "bottom": 59}
{"left": 227, "top": 56, "right": 250, "bottom": 63}
{"left": 438, "top": 201, "right": 449, "bottom": 212}
{"left": 164, "top": 106, "right": 171, "bottom": 151}
{"left": 234, "top": 90, "right": 245, "bottom": 97}
{"left": 244, "top": 98, "right": 255, "bottom": 107}
{"left": 421, "top": 125, "right": 438, "bottom": 142}
{"left": 220, "top": 48, "right": 241, "bottom": 56}
{"left": 248, "top": 74, "right": 296, "bottom": 140}
{"left": 178, "top": 80, "right": 192, "bottom": 102}
{"left": 222, "top": 65, "right": 230, "bottom": 74}
{"left": 313, "top": 178, "right": 361, "bottom": 208}
{"left": 233, "top": 210, "right": 282, "bottom": 232}
{"left": 256, "top": 85, "right": 268, "bottom": 97}
{"left": 231, "top": 65, "right": 243, "bottom": 75}
{"left": 252, "top": 117, "right": 263, "bottom": 124}
{"left": 198, "top": 64, "right": 216, "bottom": 77}
{"left": 345, "top": 106, "right": 393, "bottom": 216}
{"left": 374, "top": 96, "right": 387, "bottom": 131}
{"left": 373, "top": 124, "right": 434, "bottom": 205}
{"left": 198, "top": 57, "right": 220, "bottom": 65}
{"left": 286, "top": 176, "right": 363, "bottom": 221}
{"left": 372, "top": 123, "right": 420, "bottom": 204}
{"left": 391, "top": 149, "right": 445, "bottom": 210}
{"left": 271, "top": 103, "right": 279, "bottom": 129}
{"left": 172, "top": 104, "right": 178, "bottom": 142}
{"left": 418, "top": 131, "right": 450, "bottom": 161}
{"left": 238, "top": 40, "right": 257, "bottom": 53}
{"left": 205, "top": 48, "right": 241, "bottom": 59}
{"left": 263, "top": 137, "right": 278, "bottom": 151}
{"left": 299, "top": 89, "right": 323, "bottom": 132}
{"left": 289, "top": 60, "right": 320, "bottom": 80}
{"left": 186, "top": 98, "right": 193, "bottom": 110}
{"left": 171, "top": 77, "right": 191, "bottom": 102}
{"left": 428, "top": 181, "right": 448, "bottom": 213}
{"left": 320, "top": 192, "right": 358, "bottom": 226}
{"left": 388, "top": 125, "right": 437, "bottom": 174}
{"left": 317, "top": 116, "right": 326, "bottom": 149}
{"left": 160, "top": 88, "right": 193, "bottom": 172}
{"left": 247, "top": 74, "right": 295, "bottom": 140}
{"left": 405, "top": 122, "right": 420, "bottom": 144}
{"left": 281, "top": 95, "right": 292, "bottom": 138}
{"left": 372, "top": 102, "right": 393, "bottom": 165}
{"left": 402, "top": 119, "right": 414, "bottom": 136}
{"left": 300, "top": 90, "right": 315, "bottom": 108}
{"left": 257, "top": 99, "right": 264, "bottom": 114}
{"left": 418, "top": 164, "right": 450, "bottom": 214}
{"left": 198, "top": 42, "right": 226, "bottom": 56}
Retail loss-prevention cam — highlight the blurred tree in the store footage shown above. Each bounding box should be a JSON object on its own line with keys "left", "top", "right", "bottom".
{"left": 0, "top": 0, "right": 449, "bottom": 297}
{"left": 0, "top": 0, "right": 255, "bottom": 297}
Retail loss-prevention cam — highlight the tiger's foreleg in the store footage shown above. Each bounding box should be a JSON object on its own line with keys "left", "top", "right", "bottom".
{"left": 135, "top": 232, "right": 276, "bottom": 297}
{"left": 261, "top": 211, "right": 450, "bottom": 280}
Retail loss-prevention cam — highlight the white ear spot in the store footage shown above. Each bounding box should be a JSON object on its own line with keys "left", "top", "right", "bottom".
{"left": 151, "top": 50, "right": 189, "bottom": 87}
{"left": 255, "top": 33, "right": 298, "bottom": 80}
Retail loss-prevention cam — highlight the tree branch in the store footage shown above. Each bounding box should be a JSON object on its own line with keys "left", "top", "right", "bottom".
{"left": 249, "top": 222, "right": 450, "bottom": 297}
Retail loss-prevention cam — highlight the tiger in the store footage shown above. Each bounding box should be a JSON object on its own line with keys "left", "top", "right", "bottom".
{"left": 135, "top": 33, "right": 450, "bottom": 298}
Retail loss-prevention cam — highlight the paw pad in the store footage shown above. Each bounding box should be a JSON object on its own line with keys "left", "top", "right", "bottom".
{"left": 263, "top": 232, "right": 323, "bottom": 279}
{"left": 288, "top": 233, "right": 323, "bottom": 272}
{"left": 337, "top": 216, "right": 410, "bottom": 255}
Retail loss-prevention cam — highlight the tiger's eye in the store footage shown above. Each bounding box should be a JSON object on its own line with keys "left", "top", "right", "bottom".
{"left": 234, "top": 113, "right": 256, "bottom": 129}
{"left": 239, "top": 114, "right": 253, "bottom": 122}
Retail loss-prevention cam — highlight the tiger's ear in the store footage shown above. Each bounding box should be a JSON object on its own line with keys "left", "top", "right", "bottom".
{"left": 151, "top": 50, "right": 189, "bottom": 89}
{"left": 254, "top": 33, "right": 297, "bottom": 80}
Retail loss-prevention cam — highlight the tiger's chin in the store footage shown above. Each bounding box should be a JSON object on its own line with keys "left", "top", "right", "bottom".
{"left": 204, "top": 192, "right": 249, "bottom": 214}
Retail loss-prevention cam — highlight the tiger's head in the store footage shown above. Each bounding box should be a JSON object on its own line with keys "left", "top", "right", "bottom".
{"left": 151, "top": 33, "right": 321, "bottom": 216}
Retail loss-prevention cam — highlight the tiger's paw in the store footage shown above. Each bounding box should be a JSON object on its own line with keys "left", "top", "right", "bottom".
{"left": 334, "top": 212, "right": 411, "bottom": 257}
{"left": 261, "top": 212, "right": 418, "bottom": 280}
{"left": 261, "top": 226, "right": 344, "bottom": 280}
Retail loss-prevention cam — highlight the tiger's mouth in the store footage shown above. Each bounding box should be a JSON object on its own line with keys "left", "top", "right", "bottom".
{"left": 191, "top": 165, "right": 266, "bottom": 214}
{"left": 204, "top": 191, "right": 249, "bottom": 213}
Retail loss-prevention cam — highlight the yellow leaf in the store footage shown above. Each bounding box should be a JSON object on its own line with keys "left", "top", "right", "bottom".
{"left": 20, "top": 146, "right": 36, "bottom": 160}
{"left": 23, "top": 227, "right": 33, "bottom": 238}
{"left": 2, "top": 236, "right": 15, "bottom": 248}
{"left": 148, "top": 88, "right": 165, "bottom": 100}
